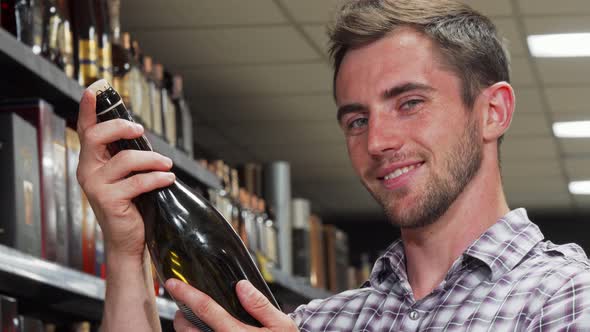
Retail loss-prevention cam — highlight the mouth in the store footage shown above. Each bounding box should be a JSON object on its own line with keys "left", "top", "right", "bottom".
{"left": 377, "top": 161, "right": 425, "bottom": 189}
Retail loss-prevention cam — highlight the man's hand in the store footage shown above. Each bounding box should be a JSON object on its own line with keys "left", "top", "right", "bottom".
{"left": 77, "top": 89, "right": 174, "bottom": 331}
{"left": 166, "top": 279, "right": 299, "bottom": 332}
{"left": 76, "top": 89, "right": 175, "bottom": 260}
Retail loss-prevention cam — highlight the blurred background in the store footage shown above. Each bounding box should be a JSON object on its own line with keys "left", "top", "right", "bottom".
{"left": 0, "top": 0, "right": 588, "bottom": 330}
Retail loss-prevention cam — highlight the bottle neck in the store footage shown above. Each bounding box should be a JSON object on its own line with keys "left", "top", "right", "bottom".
{"left": 95, "top": 89, "right": 152, "bottom": 154}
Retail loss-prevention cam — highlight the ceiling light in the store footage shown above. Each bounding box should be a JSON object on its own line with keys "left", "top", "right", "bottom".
{"left": 552, "top": 121, "right": 590, "bottom": 138}
{"left": 528, "top": 33, "right": 590, "bottom": 57}
{"left": 569, "top": 181, "right": 590, "bottom": 195}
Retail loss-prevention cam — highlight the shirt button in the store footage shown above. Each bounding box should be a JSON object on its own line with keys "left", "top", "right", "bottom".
{"left": 409, "top": 310, "right": 419, "bottom": 320}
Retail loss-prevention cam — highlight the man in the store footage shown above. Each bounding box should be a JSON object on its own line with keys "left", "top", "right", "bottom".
{"left": 77, "top": 0, "right": 590, "bottom": 331}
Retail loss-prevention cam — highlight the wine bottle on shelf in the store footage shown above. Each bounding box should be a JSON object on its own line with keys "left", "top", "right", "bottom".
{"left": 1, "top": 0, "right": 17, "bottom": 36}
{"left": 41, "top": 0, "right": 61, "bottom": 66}
{"left": 153, "top": 63, "right": 168, "bottom": 141}
{"left": 171, "top": 74, "right": 193, "bottom": 157}
{"left": 56, "top": 0, "right": 73, "bottom": 78}
{"left": 229, "top": 166, "right": 241, "bottom": 234}
{"left": 111, "top": 32, "right": 134, "bottom": 118}
{"left": 238, "top": 189, "right": 251, "bottom": 248}
{"left": 71, "top": 0, "right": 98, "bottom": 86}
{"left": 144, "top": 56, "right": 164, "bottom": 137}
{"left": 162, "top": 69, "right": 176, "bottom": 146}
{"left": 106, "top": 0, "right": 119, "bottom": 43}
{"left": 88, "top": 79, "right": 280, "bottom": 331}
{"left": 94, "top": 0, "right": 112, "bottom": 83}
{"left": 262, "top": 200, "right": 279, "bottom": 268}
{"left": 132, "top": 40, "right": 152, "bottom": 129}
{"left": 5, "top": 0, "right": 43, "bottom": 54}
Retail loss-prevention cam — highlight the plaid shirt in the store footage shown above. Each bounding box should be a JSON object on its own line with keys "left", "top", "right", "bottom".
{"left": 290, "top": 209, "right": 590, "bottom": 331}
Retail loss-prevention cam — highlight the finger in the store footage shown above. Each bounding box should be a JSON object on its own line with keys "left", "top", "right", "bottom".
{"left": 101, "top": 150, "right": 173, "bottom": 183}
{"left": 110, "top": 171, "right": 176, "bottom": 201}
{"left": 236, "top": 280, "right": 290, "bottom": 328}
{"left": 173, "top": 311, "right": 200, "bottom": 332}
{"left": 77, "top": 89, "right": 97, "bottom": 135}
{"left": 77, "top": 119, "right": 144, "bottom": 179}
{"left": 80, "top": 118, "right": 144, "bottom": 148}
{"left": 165, "top": 279, "right": 243, "bottom": 331}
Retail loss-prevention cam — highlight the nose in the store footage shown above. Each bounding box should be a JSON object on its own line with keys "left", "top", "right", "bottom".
{"left": 366, "top": 112, "right": 403, "bottom": 156}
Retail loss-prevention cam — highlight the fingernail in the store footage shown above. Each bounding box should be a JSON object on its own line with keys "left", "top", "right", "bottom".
{"left": 135, "top": 123, "right": 144, "bottom": 131}
{"left": 167, "top": 172, "right": 176, "bottom": 181}
{"left": 166, "top": 279, "right": 177, "bottom": 290}
{"left": 166, "top": 158, "right": 173, "bottom": 167}
{"left": 238, "top": 280, "right": 256, "bottom": 297}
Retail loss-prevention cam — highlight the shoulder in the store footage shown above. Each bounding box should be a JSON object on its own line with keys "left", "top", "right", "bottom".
{"left": 527, "top": 240, "right": 590, "bottom": 275}
{"left": 523, "top": 242, "right": 590, "bottom": 329}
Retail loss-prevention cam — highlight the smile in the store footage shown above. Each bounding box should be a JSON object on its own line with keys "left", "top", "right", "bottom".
{"left": 381, "top": 162, "right": 424, "bottom": 181}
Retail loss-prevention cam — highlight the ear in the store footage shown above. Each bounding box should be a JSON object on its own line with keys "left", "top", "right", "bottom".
{"left": 481, "top": 82, "right": 515, "bottom": 142}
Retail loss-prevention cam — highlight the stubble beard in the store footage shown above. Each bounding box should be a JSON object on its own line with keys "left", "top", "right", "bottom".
{"left": 369, "top": 117, "right": 483, "bottom": 229}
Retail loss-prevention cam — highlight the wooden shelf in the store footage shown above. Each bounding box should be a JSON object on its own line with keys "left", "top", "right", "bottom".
{"left": 267, "top": 266, "right": 333, "bottom": 303}
{"left": 0, "top": 244, "right": 177, "bottom": 321}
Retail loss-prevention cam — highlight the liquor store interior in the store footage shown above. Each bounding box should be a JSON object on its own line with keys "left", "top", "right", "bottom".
{"left": 1, "top": 0, "right": 590, "bottom": 331}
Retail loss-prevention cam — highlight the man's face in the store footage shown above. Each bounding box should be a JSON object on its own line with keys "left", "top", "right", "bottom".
{"left": 335, "top": 28, "right": 483, "bottom": 228}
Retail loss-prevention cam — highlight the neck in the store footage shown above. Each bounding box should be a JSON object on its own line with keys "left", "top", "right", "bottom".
{"left": 400, "top": 161, "right": 509, "bottom": 301}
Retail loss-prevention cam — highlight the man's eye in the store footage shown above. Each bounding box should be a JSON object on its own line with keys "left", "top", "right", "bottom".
{"left": 401, "top": 99, "right": 423, "bottom": 111}
{"left": 348, "top": 117, "right": 368, "bottom": 129}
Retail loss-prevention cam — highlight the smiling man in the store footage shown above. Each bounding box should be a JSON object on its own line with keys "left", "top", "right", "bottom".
{"left": 288, "top": 0, "right": 590, "bottom": 330}
{"left": 76, "top": 0, "right": 590, "bottom": 331}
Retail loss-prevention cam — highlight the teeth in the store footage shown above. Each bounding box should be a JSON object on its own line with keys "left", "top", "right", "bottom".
{"left": 384, "top": 164, "right": 417, "bottom": 180}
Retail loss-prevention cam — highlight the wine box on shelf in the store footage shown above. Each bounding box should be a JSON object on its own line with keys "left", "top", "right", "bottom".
{"left": 65, "top": 128, "right": 84, "bottom": 272}
{"left": 0, "top": 295, "right": 18, "bottom": 332}
{"left": 51, "top": 112, "right": 69, "bottom": 265}
{"left": 291, "top": 198, "right": 311, "bottom": 279}
{"left": 0, "top": 99, "right": 66, "bottom": 263}
{"left": 309, "top": 214, "right": 326, "bottom": 289}
{"left": 81, "top": 193, "right": 96, "bottom": 275}
{"left": 323, "top": 224, "right": 350, "bottom": 293}
{"left": 17, "top": 315, "right": 44, "bottom": 332}
{"left": 0, "top": 112, "right": 42, "bottom": 258}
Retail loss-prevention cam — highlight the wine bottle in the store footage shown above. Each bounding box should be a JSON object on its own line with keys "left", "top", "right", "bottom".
{"left": 87, "top": 79, "right": 280, "bottom": 331}
{"left": 71, "top": 0, "right": 98, "bottom": 86}
{"left": 111, "top": 32, "right": 134, "bottom": 117}
{"left": 153, "top": 63, "right": 168, "bottom": 141}
{"left": 1, "top": 0, "right": 18, "bottom": 37}
{"left": 131, "top": 40, "right": 151, "bottom": 129}
{"left": 162, "top": 69, "right": 177, "bottom": 146}
{"left": 171, "top": 75, "right": 193, "bottom": 157}
{"left": 56, "top": 0, "right": 73, "bottom": 78}
{"left": 4, "top": 0, "right": 43, "bottom": 53}
{"left": 94, "top": 0, "right": 112, "bottom": 83}
{"left": 41, "top": 0, "right": 60, "bottom": 64}
{"left": 144, "top": 56, "right": 164, "bottom": 137}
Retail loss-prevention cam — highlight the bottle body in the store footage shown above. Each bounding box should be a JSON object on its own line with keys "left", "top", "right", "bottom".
{"left": 90, "top": 80, "right": 279, "bottom": 330}
{"left": 56, "top": 0, "right": 73, "bottom": 77}
{"left": 94, "top": 0, "right": 112, "bottom": 83}
{"left": 41, "top": 0, "right": 62, "bottom": 66}
{"left": 71, "top": 0, "right": 98, "bottom": 86}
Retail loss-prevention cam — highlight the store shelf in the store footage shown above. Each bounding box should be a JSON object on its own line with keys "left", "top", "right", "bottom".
{"left": 267, "top": 266, "right": 333, "bottom": 301}
{"left": 0, "top": 28, "right": 83, "bottom": 112}
{"left": 0, "top": 244, "right": 177, "bottom": 321}
{"left": 145, "top": 132, "right": 221, "bottom": 190}
{"left": 0, "top": 28, "right": 220, "bottom": 190}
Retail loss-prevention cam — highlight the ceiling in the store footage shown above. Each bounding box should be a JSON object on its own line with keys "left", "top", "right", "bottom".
{"left": 122, "top": 0, "right": 590, "bottom": 221}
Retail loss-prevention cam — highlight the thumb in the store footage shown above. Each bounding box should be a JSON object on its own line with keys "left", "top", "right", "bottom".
{"left": 236, "top": 280, "right": 287, "bottom": 328}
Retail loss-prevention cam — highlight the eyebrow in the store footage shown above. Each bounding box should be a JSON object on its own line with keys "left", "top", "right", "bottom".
{"left": 336, "top": 82, "right": 435, "bottom": 122}
{"left": 336, "top": 103, "right": 366, "bottom": 123}
{"left": 382, "top": 82, "right": 435, "bottom": 99}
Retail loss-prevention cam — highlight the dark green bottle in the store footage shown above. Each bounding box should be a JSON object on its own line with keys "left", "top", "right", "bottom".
{"left": 88, "top": 79, "right": 280, "bottom": 332}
